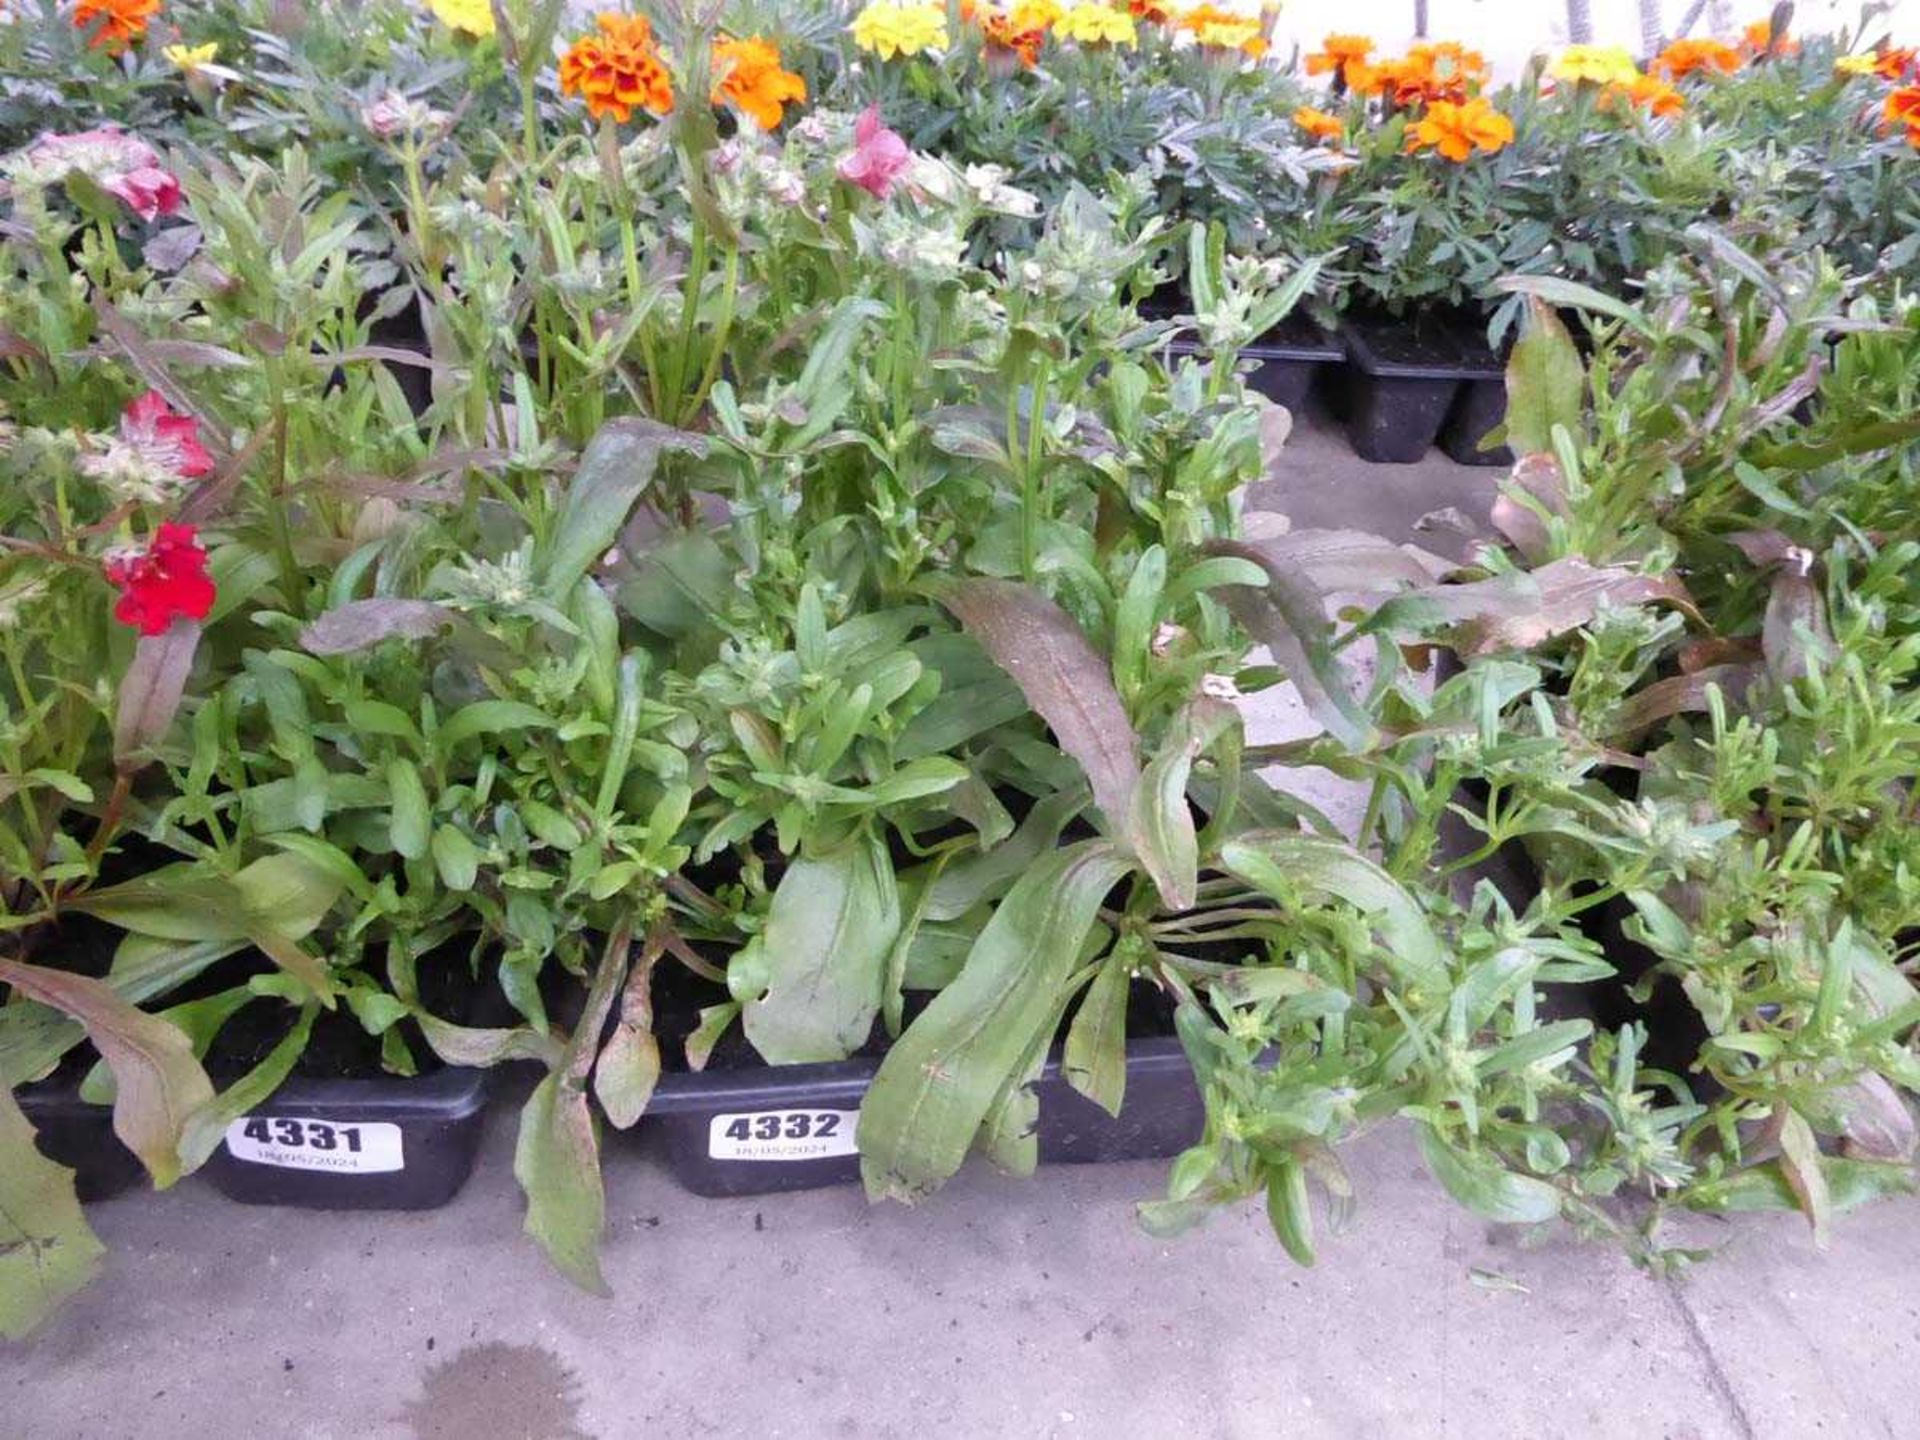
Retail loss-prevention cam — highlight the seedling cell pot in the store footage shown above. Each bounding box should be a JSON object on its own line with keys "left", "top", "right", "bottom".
{"left": 644, "top": 1037, "right": 1202, "bottom": 1198}
{"left": 1440, "top": 378, "right": 1515, "bottom": 467}
{"left": 1163, "top": 314, "right": 1341, "bottom": 417}
{"left": 200, "top": 1063, "right": 491, "bottom": 1211}
{"left": 18, "top": 1082, "right": 144, "bottom": 1203}
{"left": 1337, "top": 313, "right": 1506, "bottom": 464}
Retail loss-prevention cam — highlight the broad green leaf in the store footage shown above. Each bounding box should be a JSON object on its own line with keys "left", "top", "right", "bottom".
{"left": 0, "top": 959, "right": 214, "bottom": 1188}
{"left": 178, "top": 1004, "right": 318, "bottom": 1169}
{"left": 1264, "top": 1158, "right": 1317, "bottom": 1266}
{"left": 1125, "top": 697, "right": 1236, "bottom": 911}
{"left": 744, "top": 832, "right": 901, "bottom": 1064}
{"left": 1493, "top": 275, "right": 1653, "bottom": 336}
{"left": 1221, "top": 833, "right": 1445, "bottom": 990}
{"left": 542, "top": 417, "right": 706, "bottom": 598}
{"left": 859, "top": 841, "right": 1132, "bottom": 1204}
{"left": 438, "top": 701, "right": 554, "bottom": 751}
{"left": 72, "top": 867, "right": 250, "bottom": 943}
{"left": 1062, "top": 953, "right": 1131, "bottom": 1118}
{"left": 1777, "top": 1107, "right": 1832, "bottom": 1248}
{"left": 1415, "top": 1122, "right": 1561, "bottom": 1224}
{"left": 0, "top": 1087, "right": 104, "bottom": 1340}
{"left": 615, "top": 530, "right": 733, "bottom": 639}
{"left": 594, "top": 940, "right": 661, "bottom": 1129}
{"left": 431, "top": 825, "right": 481, "bottom": 890}
{"left": 919, "top": 787, "right": 1087, "bottom": 921}
{"left": 513, "top": 929, "right": 629, "bottom": 1294}
{"left": 232, "top": 852, "right": 346, "bottom": 942}
{"left": 513, "top": 1073, "right": 608, "bottom": 1295}
{"left": 935, "top": 579, "right": 1141, "bottom": 829}
{"left": 1503, "top": 299, "right": 1584, "bottom": 456}
{"left": 977, "top": 1041, "right": 1048, "bottom": 1177}
{"left": 386, "top": 758, "right": 431, "bottom": 861}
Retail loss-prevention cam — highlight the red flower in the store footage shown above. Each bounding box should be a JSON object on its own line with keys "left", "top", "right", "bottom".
{"left": 105, "top": 523, "right": 216, "bottom": 635}
{"left": 837, "top": 105, "right": 912, "bottom": 199}
{"left": 121, "top": 391, "right": 213, "bottom": 478}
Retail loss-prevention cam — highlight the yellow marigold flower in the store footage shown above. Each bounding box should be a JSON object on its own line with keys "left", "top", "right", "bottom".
{"left": 712, "top": 36, "right": 807, "bottom": 130}
{"left": 1404, "top": 97, "right": 1513, "bottom": 162}
{"left": 1549, "top": 45, "right": 1640, "bottom": 87}
{"left": 427, "top": 0, "right": 495, "bottom": 39}
{"left": 1055, "top": 3, "right": 1137, "bottom": 46}
{"left": 1835, "top": 55, "right": 1880, "bottom": 77}
{"left": 1179, "top": 4, "right": 1265, "bottom": 57}
{"left": 1016, "top": 0, "right": 1064, "bottom": 25}
{"left": 1292, "top": 106, "right": 1344, "bottom": 142}
{"left": 850, "top": 2, "right": 949, "bottom": 60}
{"left": 163, "top": 41, "right": 219, "bottom": 73}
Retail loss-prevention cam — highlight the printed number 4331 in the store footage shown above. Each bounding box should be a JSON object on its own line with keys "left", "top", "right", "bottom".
{"left": 240, "top": 1117, "right": 366, "bottom": 1153}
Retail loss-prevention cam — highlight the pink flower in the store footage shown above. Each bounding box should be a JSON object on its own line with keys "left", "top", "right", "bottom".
{"left": 121, "top": 392, "right": 213, "bottom": 478}
{"left": 101, "top": 165, "right": 182, "bottom": 221}
{"left": 19, "top": 127, "right": 182, "bottom": 222}
{"left": 837, "top": 105, "right": 911, "bottom": 200}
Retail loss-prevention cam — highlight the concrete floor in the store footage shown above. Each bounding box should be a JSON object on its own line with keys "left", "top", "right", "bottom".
{"left": 7, "top": 413, "right": 1918, "bottom": 1438}
{"left": 7, "top": 1112, "right": 1917, "bottom": 1440}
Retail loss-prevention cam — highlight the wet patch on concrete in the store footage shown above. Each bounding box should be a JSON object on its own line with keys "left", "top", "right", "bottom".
{"left": 399, "top": 1341, "right": 593, "bottom": 1440}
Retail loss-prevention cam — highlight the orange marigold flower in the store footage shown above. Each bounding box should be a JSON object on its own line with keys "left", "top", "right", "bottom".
{"left": 981, "top": 8, "right": 1046, "bottom": 67}
{"left": 559, "top": 12, "right": 674, "bottom": 123}
{"left": 1884, "top": 84, "right": 1920, "bottom": 132}
{"left": 73, "top": 0, "right": 161, "bottom": 51}
{"left": 1404, "top": 96, "right": 1513, "bottom": 161}
{"left": 1305, "top": 32, "right": 1372, "bottom": 79}
{"left": 1652, "top": 38, "right": 1742, "bottom": 80}
{"left": 712, "top": 35, "right": 806, "bottom": 129}
{"left": 1875, "top": 47, "right": 1918, "bottom": 82}
{"left": 1129, "top": 0, "right": 1172, "bottom": 20}
{"left": 1604, "top": 73, "right": 1685, "bottom": 118}
{"left": 1292, "top": 105, "right": 1344, "bottom": 142}
{"left": 1741, "top": 20, "right": 1798, "bottom": 58}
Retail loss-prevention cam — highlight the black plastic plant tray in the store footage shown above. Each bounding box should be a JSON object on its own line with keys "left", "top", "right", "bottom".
{"left": 200, "top": 1062, "right": 491, "bottom": 1211}
{"left": 1337, "top": 313, "right": 1506, "bottom": 464}
{"left": 1165, "top": 317, "right": 1343, "bottom": 416}
{"left": 17, "top": 1080, "right": 145, "bottom": 1203}
{"left": 1440, "top": 377, "right": 1514, "bottom": 468}
{"left": 643, "top": 1035, "right": 1203, "bottom": 1198}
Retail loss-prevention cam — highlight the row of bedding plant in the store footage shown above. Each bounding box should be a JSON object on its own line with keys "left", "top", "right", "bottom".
{"left": 9, "top": 1, "right": 1920, "bottom": 337}
{"left": 1, "top": 1, "right": 1915, "bottom": 1334}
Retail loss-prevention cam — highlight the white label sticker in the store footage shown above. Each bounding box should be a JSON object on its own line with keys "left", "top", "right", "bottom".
{"left": 224, "top": 1116, "right": 405, "bottom": 1174}
{"left": 708, "top": 1109, "right": 859, "bottom": 1162}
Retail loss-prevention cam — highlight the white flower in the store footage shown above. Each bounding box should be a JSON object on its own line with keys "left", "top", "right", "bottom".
{"left": 1151, "top": 622, "right": 1188, "bottom": 656}
{"left": 962, "top": 163, "right": 1039, "bottom": 218}
{"left": 1200, "top": 673, "right": 1244, "bottom": 701}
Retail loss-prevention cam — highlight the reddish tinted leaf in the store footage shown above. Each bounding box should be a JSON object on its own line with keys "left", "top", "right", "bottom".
{"left": 936, "top": 579, "right": 1141, "bottom": 827}
{"left": 113, "top": 619, "right": 200, "bottom": 767}
{"left": 0, "top": 959, "right": 213, "bottom": 1188}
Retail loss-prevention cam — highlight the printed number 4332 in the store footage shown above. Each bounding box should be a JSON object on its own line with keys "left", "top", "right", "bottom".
{"left": 722, "top": 1112, "right": 842, "bottom": 1142}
